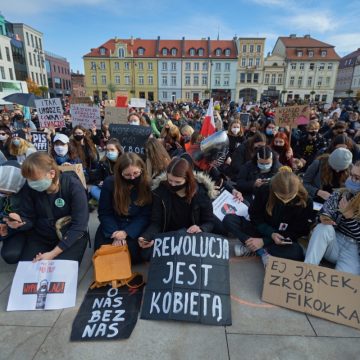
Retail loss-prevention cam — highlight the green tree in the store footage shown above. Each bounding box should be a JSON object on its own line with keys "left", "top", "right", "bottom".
{"left": 107, "top": 83, "right": 116, "bottom": 99}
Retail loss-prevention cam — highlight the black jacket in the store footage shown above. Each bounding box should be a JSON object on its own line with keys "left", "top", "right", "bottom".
{"left": 249, "top": 184, "right": 315, "bottom": 246}
{"left": 141, "top": 172, "right": 216, "bottom": 240}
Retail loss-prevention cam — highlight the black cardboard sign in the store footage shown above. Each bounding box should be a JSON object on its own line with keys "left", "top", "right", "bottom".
{"left": 70, "top": 280, "right": 144, "bottom": 341}
{"left": 31, "top": 132, "right": 49, "bottom": 152}
{"left": 140, "top": 232, "right": 232, "bottom": 326}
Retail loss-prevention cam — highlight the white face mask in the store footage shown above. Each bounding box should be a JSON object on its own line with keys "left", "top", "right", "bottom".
{"left": 231, "top": 128, "right": 241, "bottom": 135}
{"left": 0, "top": 135, "right": 8, "bottom": 141}
{"left": 54, "top": 145, "right": 68, "bottom": 157}
{"left": 157, "top": 115, "right": 162, "bottom": 119}
{"left": 129, "top": 121, "right": 140, "bottom": 126}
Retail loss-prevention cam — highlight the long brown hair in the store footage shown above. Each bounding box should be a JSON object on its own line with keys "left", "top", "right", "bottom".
{"left": 245, "top": 131, "right": 266, "bottom": 161}
{"left": 227, "top": 119, "right": 244, "bottom": 137}
{"left": 113, "top": 152, "right": 152, "bottom": 216}
{"left": 266, "top": 171, "right": 308, "bottom": 215}
{"left": 145, "top": 138, "right": 171, "bottom": 178}
{"left": 71, "top": 125, "right": 98, "bottom": 166}
{"left": 166, "top": 157, "right": 197, "bottom": 203}
{"left": 318, "top": 153, "right": 350, "bottom": 187}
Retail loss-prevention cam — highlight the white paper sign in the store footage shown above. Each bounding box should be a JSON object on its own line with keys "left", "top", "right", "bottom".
{"left": 70, "top": 104, "right": 101, "bottom": 129}
{"left": 35, "top": 98, "right": 65, "bottom": 128}
{"left": 129, "top": 98, "right": 146, "bottom": 108}
{"left": 313, "top": 201, "right": 323, "bottom": 211}
{"left": 212, "top": 190, "right": 249, "bottom": 221}
{"left": 7, "top": 260, "right": 78, "bottom": 311}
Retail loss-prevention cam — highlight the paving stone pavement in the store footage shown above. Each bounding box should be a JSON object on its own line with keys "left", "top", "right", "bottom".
{"left": 0, "top": 211, "right": 359, "bottom": 360}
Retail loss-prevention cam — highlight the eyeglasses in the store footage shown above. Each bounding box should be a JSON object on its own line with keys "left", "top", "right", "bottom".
{"left": 350, "top": 172, "right": 360, "bottom": 183}
{"left": 122, "top": 170, "right": 142, "bottom": 179}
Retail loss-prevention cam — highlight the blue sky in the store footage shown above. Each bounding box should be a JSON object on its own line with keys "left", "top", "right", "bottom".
{"left": 2, "top": 0, "right": 359, "bottom": 73}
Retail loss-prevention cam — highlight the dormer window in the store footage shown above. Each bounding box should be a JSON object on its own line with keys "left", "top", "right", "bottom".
{"left": 189, "top": 48, "right": 195, "bottom": 56}
{"left": 118, "top": 48, "right": 125, "bottom": 58}
{"left": 308, "top": 50, "right": 314, "bottom": 58}
{"left": 225, "top": 49, "right": 231, "bottom": 56}
{"left": 99, "top": 47, "right": 106, "bottom": 55}
{"left": 297, "top": 50, "right": 303, "bottom": 57}
{"left": 138, "top": 47, "right": 145, "bottom": 56}
{"left": 215, "top": 48, "right": 221, "bottom": 56}
{"left": 171, "top": 48, "right": 177, "bottom": 56}
{"left": 162, "top": 48, "right": 168, "bottom": 56}
{"left": 321, "top": 50, "right": 327, "bottom": 57}
{"left": 198, "top": 48, "right": 204, "bottom": 56}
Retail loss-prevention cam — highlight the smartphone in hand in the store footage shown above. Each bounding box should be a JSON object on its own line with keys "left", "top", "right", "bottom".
{"left": 282, "top": 237, "right": 293, "bottom": 245}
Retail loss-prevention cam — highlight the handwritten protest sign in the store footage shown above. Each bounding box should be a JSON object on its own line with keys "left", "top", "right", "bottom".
{"left": 262, "top": 257, "right": 360, "bottom": 330}
{"left": 35, "top": 98, "right": 65, "bottom": 128}
{"left": 212, "top": 190, "right": 249, "bottom": 221}
{"left": 129, "top": 98, "right": 146, "bottom": 108}
{"left": 31, "top": 132, "right": 48, "bottom": 152}
{"left": 70, "top": 279, "right": 144, "bottom": 341}
{"left": 71, "top": 97, "right": 93, "bottom": 105}
{"left": 141, "top": 232, "right": 232, "bottom": 325}
{"left": 70, "top": 104, "right": 101, "bottom": 129}
{"left": 104, "top": 107, "right": 128, "bottom": 124}
{"left": 7, "top": 260, "right": 78, "bottom": 311}
{"left": 274, "top": 105, "right": 310, "bottom": 127}
{"left": 109, "top": 124, "right": 151, "bottom": 155}
{"left": 59, "top": 164, "right": 87, "bottom": 188}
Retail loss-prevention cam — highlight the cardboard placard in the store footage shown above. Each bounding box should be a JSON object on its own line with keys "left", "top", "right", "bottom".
{"left": 274, "top": 105, "right": 310, "bottom": 127}
{"left": 140, "top": 232, "right": 232, "bottom": 326}
{"left": 109, "top": 124, "right": 151, "bottom": 155}
{"left": 7, "top": 260, "right": 78, "bottom": 311}
{"left": 70, "top": 104, "right": 101, "bottom": 129}
{"left": 262, "top": 257, "right": 360, "bottom": 330}
{"left": 104, "top": 107, "right": 128, "bottom": 125}
{"left": 129, "top": 98, "right": 146, "bottom": 108}
{"left": 70, "top": 279, "right": 144, "bottom": 341}
{"left": 59, "top": 164, "right": 87, "bottom": 188}
{"left": 31, "top": 132, "right": 49, "bottom": 152}
{"left": 71, "top": 97, "right": 93, "bottom": 105}
{"left": 239, "top": 113, "right": 250, "bottom": 127}
{"left": 104, "top": 100, "right": 116, "bottom": 107}
{"left": 35, "top": 98, "right": 65, "bottom": 128}
{"left": 116, "top": 96, "right": 128, "bottom": 108}
{"left": 212, "top": 190, "right": 249, "bottom": 221}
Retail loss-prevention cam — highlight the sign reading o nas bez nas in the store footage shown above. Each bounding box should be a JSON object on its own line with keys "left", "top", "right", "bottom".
{"left": 141, "top": 232, "right": 232, "bottom": 326}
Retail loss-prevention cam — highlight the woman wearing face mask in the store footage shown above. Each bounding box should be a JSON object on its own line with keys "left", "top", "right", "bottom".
{"left": 180, "top": 125, "right": 194, "bottom": 152}
{"left": 95, "top": 153, "right": 152, "bottom": 264}
{"left": 223, "top": 171, "right": 314, "bottom": 264}
{"left": 305, "top": 161, "right": 360, "bottom": 275}
{"left": 70, "top": 125, "right": 99, "bottom": 184}
{"left": 3, "top": 152, "right": 89, "bottom": 263}
{"left": 244, "top": 121, "right": 260, "bottom": 139}
{"left": 90, "top": 138, "right": 123, "bottom": 201}
{"left": 271, "top": 132, "right": 294, "bottom": 168}
{"left": 0, "top": 113, "right": 13, "bottom": 131}
{"left": 8, "top": 130, "right": 36, "bottom": 165}
{"left": 234, "top": 146, "right": 280, "bottom": 204}
{"left": 294, "top": 120, "right": 327, "bottom": 171}
{"left": 227, "top": 120, "right": 245, "bottom": 159}
{"left": 303, "top": 148, "right": 353, "bottom": 203}
{"left": 51, "top": 133, "right": 81, "bottom": 166}
{"left": 145, "top": 137, "right": 171, "bottom": 179}
{"left": 127, "top": 113, "right": 147, "bottom": 126}
{"left": 262, "top": 119, "right": 277, "bottom": 144}
{"left": 0, "top": 126, "right": 11, "bottom": 158}
{"left": 138, "top": 157, "right": 216, "bottom": 252}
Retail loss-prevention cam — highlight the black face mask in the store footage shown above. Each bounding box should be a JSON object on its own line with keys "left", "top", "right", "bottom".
{"left": 168, "top": 182, "right": 186, "bottom": 193}
{"left": 308, "top": 131, "right": 317, "bottom": 137}
{"left": 13, "top": 114, "right": 23, "bottom": 121}
{"left": 273, "top": 145, "right": 284, "bottom": 153}
{"left": 74, "top": 134, "right": 84, "bottom": 141}
{"left": 122, "top": 175, "right": 141, "bottom": 186}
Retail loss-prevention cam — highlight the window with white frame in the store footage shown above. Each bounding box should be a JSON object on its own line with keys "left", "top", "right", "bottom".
{"left": 92, "top": 75, "right": 97, "bottom": 84}
{"left": 138, "top": 62, "right": 143, "bottom": 70}
{"left": 253, "top": 73, "right": 259, "bottom": 83}
{"left": 300, "top": 63, "right": 304, "bottom": 70}
{"left": 328, "top": 63, "right": 333, "bottom": 70}
{"left": 225, "top": 49, "right": 230, "bottom": 56}
{"left": 290, "top": 76, "right": 295, "bottom": 86}
{"left": 248, "top": 58, "right": 253, "bottom": 67}
{"left": 298, "top": 76, "right": 303, "bottom": 87}
{"left": 171, "top": 62, "right": 176, "bottom": 71}
{"left": 198, "top": 48, "right": 204, "bottom": 56}
{"left": 242, "top": 44, "right": 246, "bottom": 53}
{"left": 193, "top": 75, "right": 199, "bottom": 86}
{"left": 118, "top": 48, "right": 125, "bottom": 58}
{"left": 202, "top": 76, "right": 207, "bottom": 85}
{"left": 319, "top": 63, "right": 325, "bottom": 70}
{"left": 91, "top": 61, "right": 96, "bottom": 70}
{"left": 148, "top": 62, "right": 153, "bottom": 71}
{"left": 277, "top": 74, "right": 283, "bottom": 84}
{"left": 326, "top": 76, "right": 331, "bottom": 86}
{"left": 162, "top": 48, "right": 168, "bottom": 56}
{"left": 264, "top": 73, "right": 270, "bottom": 84}
{"left": 171, "top": 75, "right": 176, "bottom": 86}
{"left": 321, "top": 50, "right": 327, "bottom": 57}
{"left": 163, "top": 91, "right": 167, "bottom": 99}
{"left": 202, "top": 62, "right": 208, "bottom": 71}
{"left": 162, "top": 62, "right": 167, "bottom": 71}
{"left": 256, "top": 45, "right": 261, "bottom": 53}
{"left": 291, "top": 63, "right": 296, "bottom": 70}
{"left": 100, "top": 47, "right": 106, "bottom": 55}
{"left": 185, "top": 75, "right": 190, "bottom": 85}
{"left": 307, "top": 76, "right": 312, "bottom": 86}
{"left": 297, "top": 50, "right": 303, "bottom": 57}
{"left": 185, "top": 92, "right": 190, "bottom": 100}
{"left": 308, "top": 50, "right": 314, "bottom": 57}
{"left": 240, "top": 73, "right": 246, "bottom": 83}
{"left": 185, "top": 62, "right": 191, "bottom": 71}
{"left": 255, "top": 58, "right": 260, "bottom": 67}
{"left": 162, "top": 75, "right": 167, "bottom": 85}
{"left": 271, "top": 74, "right": 276, "bottom": 84}
{"left": 194, "top": 62, "right": 199, "bottom": 71}
{"left": 215, "top": 63, "right": 221, "bottom": 71}
{"left": 124, "top": 62, "right": 130, "bottom": 70}
{"left": 225, "top": 63, "right": 230, "bottom": 71}
{"left": 309, "top": 63, "right": 315, "bottom": 71}
{"left": 215, "top": 76, "right": 220, "bottom": 86}
{"left": 317, "top": 76, "right": 323, "bottom": 86}
{"left": 241, "top": 58, "right": 246, "bottom": 67}
{"left": 190, "top": 48, "right": 195, "bottom": 56}
{"left": 101, "top": 75, "right": 106, "bottom": 84}
{"left": 114, "top": 62, "right": 120, "bottom": 70}
{"left": 148, "top": 75, "right": 153, "bottom": 85}
{"left": 139, "top": 76, "right": 144, "bottom": 85}
{"left": 115, "top": 75, "right": 120, "bottom": 84}
{"left": 138, "top": 48, "right": 144, "bottom": 56}
{"left": 249, "top": 45, "right": 254, "bottom": 53}
{"left": 215, "top": 48, "right": 221, "bottom": 56}
{"left": 224, "top": 76, "right": 229, "bottom": 86}
{"left": 125, "top": 75, "right": 130, "bottom": 84}
{"left": 171, "top": 48, "right": 177, "bottom": 56}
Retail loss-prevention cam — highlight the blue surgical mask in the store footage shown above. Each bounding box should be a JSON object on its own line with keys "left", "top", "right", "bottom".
{"left": 12, "top": 139, "right": 21, "bottom": 147}
{"left": 345, "top": 177, "right": 360, "bottom": 194}
{"left": 265, "top": 129, "right": 274, "bottom": 136}
{"left": 106, "top": 151, "right": 119, "bottom": 162}
{"left": 27, "top": 178, "right": 52, "bottom": 192}
{"left": 258, "top": 162, "right": 272, "bottom": 171}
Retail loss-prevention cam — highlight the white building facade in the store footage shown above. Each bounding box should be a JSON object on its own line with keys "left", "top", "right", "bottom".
{"left": 0, "top": 34, "right": 16, "bottom": 81}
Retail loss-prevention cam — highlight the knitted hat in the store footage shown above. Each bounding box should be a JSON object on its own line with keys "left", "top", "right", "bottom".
{"left": 0, "top": 161, "right": 26, "bottom": 193}
{"left": 328, "top": 148, "right": 353, "bottom": 172}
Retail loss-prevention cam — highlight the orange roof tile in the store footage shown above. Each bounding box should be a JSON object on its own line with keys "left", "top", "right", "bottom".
{"left": 209, "top": 40, "right": 237, "bottom": 58}
{"left": 133, "top": 39, "right": 157, "bottom": 57}
{"left": 158, "top": 40, "right": 182, "bottom": 58}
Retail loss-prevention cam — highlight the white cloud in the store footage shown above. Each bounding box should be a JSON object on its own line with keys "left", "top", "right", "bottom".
{"left": 326, "top": 33, "right": 360, "bottom": 55}
{"left": 286, "top": 11, "right": 338, "bottom": 33}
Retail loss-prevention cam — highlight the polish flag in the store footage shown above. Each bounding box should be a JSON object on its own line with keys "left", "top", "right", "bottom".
{"left": 200, "top": 98, "right": 216, "bottom": 137}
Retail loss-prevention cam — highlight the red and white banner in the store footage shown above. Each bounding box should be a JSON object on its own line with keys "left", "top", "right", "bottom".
{"left": 200, "top": 98, "right": 216, "bottom": 137}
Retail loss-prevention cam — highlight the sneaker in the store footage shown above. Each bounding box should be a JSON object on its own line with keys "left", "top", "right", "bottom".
{"left": 234, "top": 243, "right": 254, "bottom": 257}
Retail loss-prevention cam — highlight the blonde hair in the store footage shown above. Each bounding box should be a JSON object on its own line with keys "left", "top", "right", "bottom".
{"left": 9, "top": 138, "right": 35, "bottom": 156}
{"left": 266, "top": 172, "right": 308, "bottom": 215}
{"left": 306, "top": 120, "right": 320, "bottom": 131}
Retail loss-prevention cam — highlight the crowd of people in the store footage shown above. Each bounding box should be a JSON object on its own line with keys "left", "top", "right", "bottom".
{"left": 0, "top": 98, "right": 359, "bottom": 276}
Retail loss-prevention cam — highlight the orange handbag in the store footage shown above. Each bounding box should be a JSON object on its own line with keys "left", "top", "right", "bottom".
{"left": 90, "top": 244, "right": 143, "bottom": 289}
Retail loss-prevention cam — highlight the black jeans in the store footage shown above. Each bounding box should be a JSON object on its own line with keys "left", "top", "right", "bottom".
{"left": 1, "top": 230, "right": 88, "bottom": 264}
{"left": 223, "top": 214, "right": 304, "bottom": 261}
{"left": 94, "top": 225, "right": 152, "bottom": 264}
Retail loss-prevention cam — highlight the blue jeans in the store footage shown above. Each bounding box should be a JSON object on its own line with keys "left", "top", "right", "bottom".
{"left": 90, "top": 186, "right": 101, "bottom": 201}
{"left": 305, "top": 224, "right": 360, "bottom": 275}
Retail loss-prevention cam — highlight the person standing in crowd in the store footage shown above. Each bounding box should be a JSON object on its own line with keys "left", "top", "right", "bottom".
{"left": 223, "top": 171, "right": 314, "bottom": 264}
{"left": 90, "top": 138, "right": 123, "bottom": 201}
{"left": 138, "top": 157, "right": 216, "bottom": 251}
{"left": 227, "top": 119, "right": 245, "bottom": 159}
{"left": 51, "top": 133, "right": 81, "bottom": 166}
{"left": 2, "top": 153, "right": 89, "bottom": 264}
{"left": 324, "top": 134, "right": 360, "bottom": 162}
{"left": 8, "top": 130, "right": 36, "bottom": 165}
{"left": 128, "top": 112, "right": 147, "bottom": 126}
{"left": 262, "top": 119, "right": 277, "bottom": 144}
{"left": 95, "top": 153, "right": 152, "bottom": 264}
{"left": 11, "top": 110, "right": 37, "bottom": 131}
{"left": 0, "top": 126, "right": 11, "bottom": 158}
{"left": 303, "top": 148, "right": 352, "bottom": 202}
{"left": 305, "top": 161, "right": 360, "bottom": 275}
{"left": 144, "top": 138, "right": 171, "bottom": 179}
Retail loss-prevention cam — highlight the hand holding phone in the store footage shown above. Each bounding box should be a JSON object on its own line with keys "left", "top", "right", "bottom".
{"left": 281, "top": 237, "right": 293, "bottom": 245}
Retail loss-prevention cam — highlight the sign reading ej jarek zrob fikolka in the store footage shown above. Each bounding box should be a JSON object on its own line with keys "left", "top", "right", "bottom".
{"left": 140, "top": 232, "right": 232, "bottom": 325}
